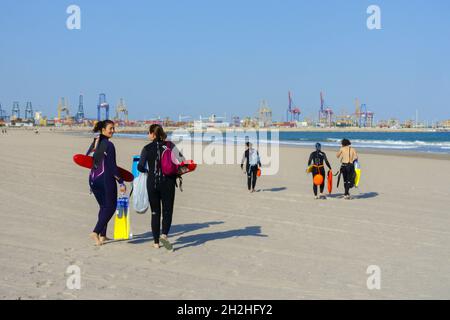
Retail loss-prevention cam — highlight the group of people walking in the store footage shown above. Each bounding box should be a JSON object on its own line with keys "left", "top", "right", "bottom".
{"left": 307, "top": 139, "right": 359, "bottom": 200}
{"left": 85, "top": 121, "right": 359, "bottom": 248}
{"left": 87, "top": 121, "right": 180, "bottom": 249}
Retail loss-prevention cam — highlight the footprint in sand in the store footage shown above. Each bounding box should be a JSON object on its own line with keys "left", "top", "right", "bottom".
{"left": 99, "top": 274, "right": 117, "bottom": 283}
{"left": 69, "top": 260, "right": 83, "bottom": 266}
{"left": 99, "top": 285, "right": 117, "bottom": 290}
{"left": 30, "top": 263, "right": 49, "bottom": 274}
{"left": 36, "top": 280, "right": 53, "bottom": 288}
{"left": 85, "top": 253, "right": 101, "bottom": 260}
{"left": 223, "top": 269, "right": 240, "bottom": 278}
{"left": 150, "top": 258, "right": 163, "bottom": 264}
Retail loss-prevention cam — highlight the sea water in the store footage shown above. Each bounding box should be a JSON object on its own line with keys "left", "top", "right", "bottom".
{"left": 114, "top": 131, "right": 450, "bottom": 154}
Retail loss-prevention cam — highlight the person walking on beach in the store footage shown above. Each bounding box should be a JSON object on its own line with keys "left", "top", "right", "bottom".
{"left": 336, "top": 138, "right": 358, "bottom": 199}
{"left": 87, "top": 120, "right": 126, "bottom": 246}
{"left": 308, "top": 143, "right": 332, "bottom": 199}
{"left": 241, "top": 142, "right": 261, "bottom": 193}
{"left": 137, "top": 124, "right": 184, "bottom": 250}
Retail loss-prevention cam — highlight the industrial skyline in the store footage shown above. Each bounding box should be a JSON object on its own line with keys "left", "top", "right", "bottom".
{"left": 0, "top": 89, "right": 444, "bottom": 130}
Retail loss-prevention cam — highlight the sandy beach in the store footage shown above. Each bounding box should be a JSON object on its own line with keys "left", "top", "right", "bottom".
{"left": 0, "top": 129, "right": 449, "bottom": 300}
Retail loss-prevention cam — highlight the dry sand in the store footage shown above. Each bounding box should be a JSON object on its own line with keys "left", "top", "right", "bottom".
{"left": 0, "top": 129, "right": 449, "bottom": 299}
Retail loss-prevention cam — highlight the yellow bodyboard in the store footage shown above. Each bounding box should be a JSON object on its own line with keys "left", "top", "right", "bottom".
{"left": 114, "top": 207, "right": 131, "bottom": 240}
{"left": 354, "top": 168, "right": 361, "bottom": 187}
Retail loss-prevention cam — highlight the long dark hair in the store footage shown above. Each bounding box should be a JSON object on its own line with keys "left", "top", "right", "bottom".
{"left": 149, "top": 124, "right": 167, "bottom": 141}
{"left": 93, "top": 120, "right": 115, "bottom": 133}
{"left": 341, "top": 138, "right": 351, "bottom": 147}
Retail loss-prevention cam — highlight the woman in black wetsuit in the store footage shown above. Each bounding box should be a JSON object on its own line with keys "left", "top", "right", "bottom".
{"left": 87, "top": 120, "right": 126, "bottom": 246}
{"left": 137, "top": 124, "right": 184, "bottom": 250}
{"left": 308, "top": 143, "right": 332, "bottom": 199}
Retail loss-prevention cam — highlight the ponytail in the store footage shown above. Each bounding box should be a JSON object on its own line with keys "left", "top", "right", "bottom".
{"left": 149, "top": 124, "right": 167, "bottom": 141}
{"left": 93, "top": 121, "right": 104, "bottom": 133}
{"left": 93, "top": 120, "right": 114, "bottom": 133}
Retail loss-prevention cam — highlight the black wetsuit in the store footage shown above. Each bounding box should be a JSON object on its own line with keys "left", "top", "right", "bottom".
{"left": 241, "top": 149, "right": 261, "bottom": 191}
{"left": 308, "top": 150, "right": 331, "bottom": 196}
{"left": 138, "top": 140, "right": 184, "bottom": 244}
{"left": 341, "top": 164, "right": 355, "bottom": 196}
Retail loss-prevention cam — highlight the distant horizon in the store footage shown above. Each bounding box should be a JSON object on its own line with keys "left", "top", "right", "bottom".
{"left": 0, "top": 94, "right": 445, "bottom": 124}
{"left": 1, "top": 0, "right": 449, "bottom": 122}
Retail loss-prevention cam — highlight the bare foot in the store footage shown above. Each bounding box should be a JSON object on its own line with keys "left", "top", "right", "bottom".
{"left": 153, "top": 243, "right": 160, "bottom": 249}
{"left": 100, "top": 236, "right": 111, "bottom": 243}
{"left": 90, "top": 232, "right": 102, "bottom": 246}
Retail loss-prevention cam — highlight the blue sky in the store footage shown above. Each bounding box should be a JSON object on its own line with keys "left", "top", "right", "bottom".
{"left": 0, "top": 0, "right": 449, "bottom": 122}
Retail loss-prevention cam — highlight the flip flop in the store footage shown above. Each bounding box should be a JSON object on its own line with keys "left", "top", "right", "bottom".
{"left": 159, "top": 237, "right": 173, "bottom": 251}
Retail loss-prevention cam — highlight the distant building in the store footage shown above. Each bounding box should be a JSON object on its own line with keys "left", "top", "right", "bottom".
{"left": 257, "top": 100, "right": 272, "bottom": 128}
{"left": 440, "top": 120, "right": 450, "bottom": 128}
{"left": 232, "top": 116, "right": 240, "bottom": 127}
{"left": 242, "top": 117, "right": 257, "bottom": 128}
{"left": 194, "top": 114, "right": 229, "bottom": 129}
{"left": 145, "top": 120, "right": 163, "bottom": 125}
{"left": 295, "top": 121, "right": 309, "bottom": 127}
{"left": 402, "top": 120, "right": 414, "bottom": 128}
{"left": 378, "top": 118, "right": 400, "bottom": 129}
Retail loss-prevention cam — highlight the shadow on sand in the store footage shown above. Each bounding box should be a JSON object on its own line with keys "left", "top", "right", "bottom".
{"left": 173, "top": 225, "right": 267, "bottom": 251}
{"left": 127, "top": 221, "right": 225, "bottom": 245}
{"left": 260, "top": 187, "right": 287, "bottom": 192}
{"left": 353, "top": 192, "right": 379, "bottom": 199}
{"left": 126, "top": 222, "right": 267, "bottom": 251}
{"left": 327, "top": 191, "right": 379, "bottom": 199}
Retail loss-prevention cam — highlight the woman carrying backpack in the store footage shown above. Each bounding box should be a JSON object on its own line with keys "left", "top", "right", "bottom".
{"left": 240, "top": 142, "right": 262, "bottom": 193}
{"left": 137, "top": 124, "right": 184, "bottom": 250}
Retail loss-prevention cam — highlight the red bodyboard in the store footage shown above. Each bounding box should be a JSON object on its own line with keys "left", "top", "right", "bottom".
{"left": 178, "top": 160, "right": 197, "bottom": 175}
{"left": 73, "top": 154, "right": 134, "bottom": 182}
{"left": 327, "top": 170, "right": 333, "bottom": 194}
